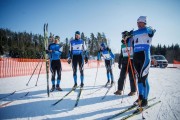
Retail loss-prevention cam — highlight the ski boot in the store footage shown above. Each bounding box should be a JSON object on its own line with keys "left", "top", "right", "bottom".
{"left": 135, "top": 99, "right": 148, "bottom": 113}
{"left": 133, "top": 95, "right": 143, "bottom": 106}
{"left": 56, "top": 85, "right": 63, "bottom": 91}
{"left": 141, "top": 98, "right": 148, "bottom": 107}
{"left": 128, "top": 92, "right": 136, "bottom": 96}
{"left": 105, "top": 81, "right": 110, "bottom": 87}
{"left": 73, "top": 83, "right": 78, "bottom": 89}
{"left": 114, "top": 90, "right": 122, "bottom": 95}
{"left": 80, "top": 83, "right": 84, "bottom": 88}
{"left": 134, "top": 107, "right": 144, "bottom": 114}
{"left": 50, "top": 85, "right": 55, "bottom": 92}
{"left": 111, "top": 80, "right": 114, "bottom": 86}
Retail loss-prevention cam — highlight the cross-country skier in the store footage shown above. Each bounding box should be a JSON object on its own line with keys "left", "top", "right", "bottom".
{"left": 132, "top": 16, "right": 155, "bottom": 108}
{"left": 47, "top": 35, "right": 63, "bottom": 92}
{"left": 67, "top": 31, "right": 88, "bottom": 88}
{"left": 97, "top": 42, "right": 115, "bottom": 87}
{"left": 114, "top": 31, "right": 136, "bottom": 96}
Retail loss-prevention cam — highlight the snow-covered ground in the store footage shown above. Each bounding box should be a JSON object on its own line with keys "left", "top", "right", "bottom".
{"left": 0, "top": 64, "right": 180, "bottom": 120}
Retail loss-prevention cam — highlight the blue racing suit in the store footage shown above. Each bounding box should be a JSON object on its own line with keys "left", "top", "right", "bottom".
{"left": 68, "top": 39, "right": 88, "bottom": 84}
{"left": 97, "top": 47, "right": 115, "bottom": 82}
{"left": 133, "top": 27, "right": 155, "bottom": 99}
{"left": 48, "top": 43, "right": 62, "bottom": 87}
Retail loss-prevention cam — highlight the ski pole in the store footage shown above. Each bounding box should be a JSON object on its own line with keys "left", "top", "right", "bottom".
{"left": 93, "top": 60, "right": 99, "bottom": 87}
{"left": 35, "top": 58, "right": 44, "bottom": 86}
{"left": 26, "top": 54, "right": 43, "bottom": 86}
{"left": 121, "top": 56, "right": 130, "bottom": 103}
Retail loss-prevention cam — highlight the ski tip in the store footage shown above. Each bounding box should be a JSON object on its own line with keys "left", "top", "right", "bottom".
{"left": 74, "top": 103, "right": 78, "bottom": 108}
{"left": 46, "top": 23, "right": 48, "bottom": 31}
{"left": 7, "top": 91, "right": 16, "bottom": 96}
{"left": 12, "top": 91, "right": 16, "bottom": 94}
{"left": 24, "top": 92, "right": 29, "bottom": 97}
{"left": 51, "top": 103, "right": 56, "bottom": 106}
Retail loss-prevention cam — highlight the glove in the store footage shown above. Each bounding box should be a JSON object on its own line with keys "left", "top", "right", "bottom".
{"left": 67, "top": 58, "right": 71, "bottom": 64}
{"left": 147, "top": 27, "right": 156, "bottom": 38}
{"left": 46, "top": 50, "right": 49, "bottom": 53}
{"left": 46, "top": 50, "right": 53, "bottom": 53}
{"left": 85, "top": 57, "right": 88, "bottom": 64}
{"left": 129, "top": 30, "right": 133, "bottom": 37}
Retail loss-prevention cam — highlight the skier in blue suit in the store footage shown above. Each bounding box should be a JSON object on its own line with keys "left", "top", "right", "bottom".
{"left": 132, "top": 16, "right": 156, "bottom": 107}
{"left": 47, "top": 36, "right": 63, "bottom": 92}
{"left": 97, "top": 42, "right": 115, "bottom": 87}
{"left": 67, "top": 31, "right": 88, "bottom": 88}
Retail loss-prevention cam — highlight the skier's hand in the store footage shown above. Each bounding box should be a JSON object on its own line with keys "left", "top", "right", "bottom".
{"left": 85, "top": 57, "right": 88, "bottom": 64}
{"left": 46, "top": 50, "right": 53, "bottom": 53}
{"left": 147, "top": 26, "right": 156, "bottom": 38}
{"left": 67, "top": 58, "right": 71, "bottom": 64}
{"left": 129, "top": 30, "right": 133, "bottom": 36}
{"left": 46, "top": 50, "right": 49, "bottom": 53}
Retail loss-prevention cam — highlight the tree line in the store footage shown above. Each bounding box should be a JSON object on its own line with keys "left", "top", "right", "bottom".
{"left": 0, "top": 28, "right": 109, "bottom": 59}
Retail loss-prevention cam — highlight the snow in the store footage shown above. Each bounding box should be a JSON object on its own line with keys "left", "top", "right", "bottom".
{"left": 0, "top": 64, "right": 180, "bottom": 120}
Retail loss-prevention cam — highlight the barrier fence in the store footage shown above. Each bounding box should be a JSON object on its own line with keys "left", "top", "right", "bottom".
{"left": 1, "top": 58, "right": 179, "bottom": 78}
{"left": 0, "top": 58, "right": 105, "bottom": 78}
{"left": 173, "top": 60, "right": 180, "bottom": 68}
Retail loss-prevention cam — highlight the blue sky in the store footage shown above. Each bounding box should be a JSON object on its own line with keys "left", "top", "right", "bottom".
{"left": 0, "top": 0, "right": 180, "bottom": 53}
